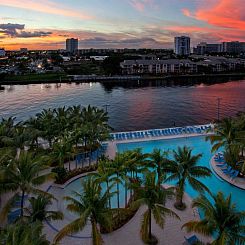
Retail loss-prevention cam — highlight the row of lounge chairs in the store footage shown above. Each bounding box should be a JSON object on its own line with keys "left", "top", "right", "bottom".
{"left": 110, "top": 125, "right": 212, "bottom": 141}
{"left": 214, "top": 153, "right": 240, "bottom": 180}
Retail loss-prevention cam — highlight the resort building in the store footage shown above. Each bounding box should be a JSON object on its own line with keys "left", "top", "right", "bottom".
{"left": 221, "top": 41, "right": 245, "bottom": 54}
{"left": 174, "top": 36, "right": 191, "bottom": 56}
{"left": 120, "top": 59, "right": 198, "bottom": 74}
{"left": 66, "top": 38, "right": 78, "bottom": 54}
{"left": 120, "top": 57, "right": 245, "bottom": 75}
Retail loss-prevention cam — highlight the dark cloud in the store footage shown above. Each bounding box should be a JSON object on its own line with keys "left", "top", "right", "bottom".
{"left": 79, "top": 36, "right": 163, "bottom": 48}
{"left": 0, "top": 22, "right": 52, "bottom": 38}
{"left": 16, "top": 31, "right": 52, "bottom": 38}
{"left": 58, "top": 34, "right": 69, "bottom": 37}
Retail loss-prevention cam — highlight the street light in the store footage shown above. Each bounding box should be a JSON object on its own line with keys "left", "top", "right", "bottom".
{"left": 102, "top": 104, "right": 110, "bottom": 113}
{"left": 217, "top": 98, "right": 222, "bottom": 122}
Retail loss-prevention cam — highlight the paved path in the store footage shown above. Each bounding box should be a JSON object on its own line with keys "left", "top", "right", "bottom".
{"left": 43, "top": 191, "right": 212, "bottom": 245}
{"left": 211, "top": 156, "right": 245, "bottom": 190}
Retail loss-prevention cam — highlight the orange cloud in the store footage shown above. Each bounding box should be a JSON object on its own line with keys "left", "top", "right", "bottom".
{"left": 0, "top": 0, "right": 93, "bottom": 20}
{"left": 183, "top": 0, "right": 245, "bottom": 30}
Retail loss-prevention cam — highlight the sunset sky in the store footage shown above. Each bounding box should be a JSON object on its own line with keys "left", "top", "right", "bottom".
{"left": 0, "top": 0, "right": 245, "bottom": 50}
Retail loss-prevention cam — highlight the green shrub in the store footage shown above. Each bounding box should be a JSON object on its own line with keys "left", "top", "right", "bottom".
{"left": 51, "top": 167, "right": 67, "bottom": 182}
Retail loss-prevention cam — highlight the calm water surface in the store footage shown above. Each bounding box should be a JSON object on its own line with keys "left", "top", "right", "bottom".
{"left": 0, "top": 79, "right": 245, "bottom": 131}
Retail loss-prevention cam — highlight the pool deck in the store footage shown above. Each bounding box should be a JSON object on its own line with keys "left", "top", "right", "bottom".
{"left": 1, "top": 126, "right": 215, "bottom": 244}
{"left": 43, "top": 186, "right": 212, "bottom": 245}
{"left": 211, "top": 157, "right": 245, "bottom": 190}
{"left": 42, "top": 130, "right": 215, "bottom": 245}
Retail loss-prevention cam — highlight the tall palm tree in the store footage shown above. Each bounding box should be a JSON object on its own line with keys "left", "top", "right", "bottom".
{"left": 166, "top": 146, "right": 211, "bottom": 210}
{"left": 108, "top": 152, "right": 128, "bottom": 208}
{"left": 150, "top": 149, "right": 170, "bottom": 188}
{"left": 90, "top": 157, "right": 113, "bottom": 208}
{"left": 182, "top": 192, "right": 245, "bottom": 245}
{"left": 54, "top": 106, "right": 70, "bottom": 136}
{"left": 24, "top": 195, "right": 63, "bottom": 222}
{"left": 52, "top": 134, "right": 73, "bottom": 169}
{"left": 0, "top": 151, "right": 54, "bottom": 219}
{"left": 206, "top": 118, "right": 237, "bottom": 153}
{"left": 24, "top": 116, "right": 43, "bottom": 148}
{"left": 36, "top": 108, "right": 56, "bottom": 147}
{"left": 54, "top": 176, "right": 114, "bottom": 245}
{"left": 132, "top": 172, "right": 179, "bottom": 244}
{"left": 0, "top": 221, "right": 50, "bottom": 245}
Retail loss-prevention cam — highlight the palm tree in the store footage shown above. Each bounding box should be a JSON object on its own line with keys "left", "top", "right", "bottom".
{"left": 90, "top": 157, "right": 113, "bottom": 208}
{"left": 24, "top": 116, "right": 43, "bottom": 148}
{"left": 150, "top": 149, "right": 170, "bottom": 188}
{"left": 54, "top": 176, "right": 114, "bottom": 245}
{"left": 0, "top": 151, "right": 54, "bottom": 219}
{"left": 182, "top": 192, "right": 245, "bottom": 245}
{"left": 206, "top": 118, "right": 237, "bottom": 154}
{"left": 24, "top": 195, "right": 63, "bottom": 222}
{"left": 132, "top": 172, "right": 179, "bottom": 244}
{"left": 36, "top": 108, "right": 56, "bottom": 147}
{"left": 54, "top": 106, "right": 70, "bottom": 136}
{"left": 166, "top": 146, "right": 211, "bottom": 210}
{"left": 108, "top": 152, "right": 128, "bottom": 208}
{"left": 0, "top": 221, "right": 50, "bottom": 245}
{"left": 52, "top": 134, "right": 73, "bottom": 169}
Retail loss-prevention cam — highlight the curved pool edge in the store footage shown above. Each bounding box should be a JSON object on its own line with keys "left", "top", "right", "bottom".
{"left": 210, "top": 157, "right": 245, "bottom": 190}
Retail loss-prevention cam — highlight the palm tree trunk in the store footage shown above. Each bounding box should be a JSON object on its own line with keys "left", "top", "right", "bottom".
{"left": 68, "top": 157, "right": 71, "bottom": 171}
{"left": 106, "top": 180, "right": 111, "bottom": 208}
{"left": 91, "top": 219, "right": 103, "bottom": 245}
{"left": 149, "top": 208, "right": 152, "bottom": 240}
{"left": 117, "top": 182, "right": 120, "bottom": 209}
{"left": 20, "top": 190, "right": 25, "bottom": 217}
{"left": 125, "top": 182, "right": 127, "bottom": 208}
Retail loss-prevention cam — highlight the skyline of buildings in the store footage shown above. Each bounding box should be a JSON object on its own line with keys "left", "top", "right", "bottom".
{"left": 0, "top": 1, "right": 245, "bottom": 50}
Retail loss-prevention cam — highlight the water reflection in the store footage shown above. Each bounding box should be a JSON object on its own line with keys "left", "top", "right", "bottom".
{"left": 0, "top": 78, "right": 244, "bottom": 131}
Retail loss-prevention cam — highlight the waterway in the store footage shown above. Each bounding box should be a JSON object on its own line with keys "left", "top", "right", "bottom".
{"left": 0, "top": 78, "right": 244, "bottom": 131}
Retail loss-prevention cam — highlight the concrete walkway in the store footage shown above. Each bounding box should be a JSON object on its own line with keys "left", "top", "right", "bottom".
{"left": 43, "top": 190, "right": 212, "bottom": 245}
{"left": 211, "top": 157, "right": 245, "bottom": 190}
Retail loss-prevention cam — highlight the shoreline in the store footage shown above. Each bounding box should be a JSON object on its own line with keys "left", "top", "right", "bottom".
{"left": 1, "top": 72, "right": 245, "bottom": 85}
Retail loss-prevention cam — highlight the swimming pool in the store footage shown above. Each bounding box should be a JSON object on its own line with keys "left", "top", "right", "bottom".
{"left": 117, "top": 135, "right": 245, "bottom": 211}
{"left": 65, "top": 135, "right": 244, "bottom": 212}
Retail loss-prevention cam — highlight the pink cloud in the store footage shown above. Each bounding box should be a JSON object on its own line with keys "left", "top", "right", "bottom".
{"left": 129, "top": 0, "right": 155, "bottom": 12}
{"left": 0, "top": 0, "right": 93, "bottom": 20}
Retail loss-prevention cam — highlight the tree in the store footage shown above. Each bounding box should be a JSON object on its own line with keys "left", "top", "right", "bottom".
{"left": 0, "top": 151, "right": 54, "bottom": 219}
{"left": 132, "top": 172, "right": 179, "bottom": 244}
{"left": 166, "top": 146, "right": 211, "bottom": 210}
{"left": 52, "top": 134, "right": 73, "bottom": 169}
{"left": 108, "top": 152, "right": 128, "bottom": 208}
{"left": 206, "top": 118, "right": 240, "bottom": 167}
{"left": 150, "top": 149, "right": 170, "bottom": 188}
{"left": 90, "top": 157, "right": 113, "bottom": 208}
{"left": 54, "top": 176, "right": 114, "bottom": 245}
{"left": 182, "top": 192, "right": 245, "bottom": 245}
{"left": 24, "top": 195, "right": 63, "bottom": 222}
{"left": 36, "top": 108, "right": 56, "bottom": 147}
{"left": 0, "top": 221, "right": 50, "bottom": 245}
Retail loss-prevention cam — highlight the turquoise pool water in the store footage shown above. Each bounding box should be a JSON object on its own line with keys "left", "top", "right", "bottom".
{"left": 65, "top": 136, "right": 244, "bottom": 211}
{"left": 117, "top": 135, "right": 244, "bottom": 211}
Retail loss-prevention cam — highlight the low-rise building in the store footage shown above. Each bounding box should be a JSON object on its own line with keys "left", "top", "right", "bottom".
{"left": 121, "top": 57, "right": 245, "bottom": 75}
{"left": 120, "top": 59, "right": 197, "bottom": 75}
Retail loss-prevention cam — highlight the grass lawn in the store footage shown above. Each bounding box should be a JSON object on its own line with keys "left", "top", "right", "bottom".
{"left": 4, "top": 73, "right": 68, "bottom": 82}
